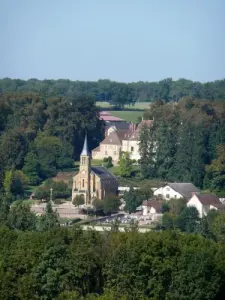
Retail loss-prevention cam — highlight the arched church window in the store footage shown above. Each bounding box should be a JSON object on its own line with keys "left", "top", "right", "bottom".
{"left": 82, "top": 179, "right": 85, "bottom": 188}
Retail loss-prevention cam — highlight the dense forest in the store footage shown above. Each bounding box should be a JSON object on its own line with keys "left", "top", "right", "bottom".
{"left": 140, "top": 98, "right": 225, "bottom": 192}
{"left": 1, "top": 77, "right": 225, "bottom": 106}
{"left": 0, "top": 221, "right": 225, "bottom": 300}
{"left": 0, "top": 92, "right": 104, "bottom": 193}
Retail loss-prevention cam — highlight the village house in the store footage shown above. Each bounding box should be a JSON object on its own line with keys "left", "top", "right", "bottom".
{"left": 72, "top": 135, "right": 118, "bottom": 205}
{"left": 187, "top": 193, "right": 223, "bottom": 218}
{"left": 153, "top": 183, "right": 200, "bottom": 200}
{"left": 142, "top": 200, "right": 164, "bottom": 222}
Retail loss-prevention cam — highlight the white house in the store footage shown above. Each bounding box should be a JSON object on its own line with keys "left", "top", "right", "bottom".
{"left": 142, "top": 200, "right": 163, "bottom": 222}
{"left": 187, "top": 194, "right": 222, "bottom": 218}
{"left": 153, "top": 183, "right": 200, "bottom": 200}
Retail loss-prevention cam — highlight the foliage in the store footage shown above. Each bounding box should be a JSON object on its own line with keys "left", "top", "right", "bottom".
{"left": 0, "top": 225, "right": 225, "bottom": 299}
{"left": 103, "top": 156, "right": 113, "bottom": 168}
{"left": 92, "top": 198, "right": 104, "bottom": 211}
{"left": 35, "top": 179, "right": 71, "bottom": 200}
{"left": 7, "top": 203, "right": 36, "bottom": 231}
{"left": 37, "top": 201, "right": 60, "bottom": 231}
{"left": 0, "top": 92, "right": 104, "bottom": 190}
{"left": 176, "top": 206, "right": 200, "bottom": 233}
{"left": 123, "top": 187, "right": 144, "bottom": 213}
{"left": 3, "top": 169, "right": 28, "bottom": 196}
{"left": 168, "top": 198, "right": 186, "bottom": 215}
{"left": 1, "top": 77, "right": 225, "bottom": 104}
{"left": 103, "top": 195, "right": 120, "bottom": 214}
{"left": 118, "top": 152, "right": 133, "bottom": 177}
{"left": 73, "top": 195, "right": 85, "bottom": 207}
{"left": 205, "top": 145, "right": 225, "bottom": 191}
{"left": 140, "top": 99, "right": 225, "bottom": 190}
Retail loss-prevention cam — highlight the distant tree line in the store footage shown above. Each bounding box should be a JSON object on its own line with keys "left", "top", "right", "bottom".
{"left": 0, "top": 92, "right": 104, "bottom": 194}
{"left": 140, "top": 98, "right": 225, "bottom": 192}
{"left": 0, "top": 77, "right": 225, "bottom": 107}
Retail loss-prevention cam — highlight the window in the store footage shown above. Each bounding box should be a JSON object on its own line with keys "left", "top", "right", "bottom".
{"left": 114, "top": 151, "right": 117, "bottom": 155}
{"left": 82, "top": 179, "right": 85, "bottom": 188}
{"left": 105, "top": 151, "right": 107, "bottom": 155}
{"left": 81, "top": 157, "right": 86, "bottom": 165}
{"left": 166, "top": 194, "right": 170, "bottom": 199}
{"left": 131, "top": 146, "right": 134, "bottom": 152}
{"left": 174, "top": 195, "right": 177, "bottom": 198}
{"left": 166, "top": 187, "right": 170, "bottom": 191}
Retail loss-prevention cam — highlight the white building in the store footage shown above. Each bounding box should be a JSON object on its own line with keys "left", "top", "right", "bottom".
{"left": 153, "top": 183, "right": 200, "bottom": 200}
{"left": 142, "top": 200, "right": 163, "bottom": 222}
{"left": 187, "top": 194, "right": 222, "bottom": 218}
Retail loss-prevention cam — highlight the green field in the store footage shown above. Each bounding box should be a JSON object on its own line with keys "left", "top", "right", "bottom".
{"left": 96, "top": 101, "right": 151, "bottom": 110}
{"left": 110, "top": 110, "right": 143, "bottom": 122}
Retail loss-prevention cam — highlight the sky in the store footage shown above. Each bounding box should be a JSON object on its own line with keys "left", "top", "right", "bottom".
{"left": 0, "top": 0, "right": 224, "bottom": 82}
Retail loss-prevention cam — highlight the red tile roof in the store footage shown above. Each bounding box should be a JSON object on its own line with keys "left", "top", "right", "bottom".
{"left": 100, "top": 115, "right": 124, "bottom": 122}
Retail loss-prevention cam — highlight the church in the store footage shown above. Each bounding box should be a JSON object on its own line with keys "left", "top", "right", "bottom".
{"left": 72, "top": 135, "right": 118, "bottom": 205}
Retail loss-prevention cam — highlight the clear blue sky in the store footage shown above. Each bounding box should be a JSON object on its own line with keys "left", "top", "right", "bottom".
{"left": 0, "top": 0, "right": 224, "bottom": 82}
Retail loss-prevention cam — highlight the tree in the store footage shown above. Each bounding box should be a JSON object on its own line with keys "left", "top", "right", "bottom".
{"left": 38, "top": 202, "right": 59, "bottom": 231}
{"left": 103, "top": 195, "right": 120, "bottom": 214}
{"left": 92, "top": 198, "right": 104, "bottom": 211}
{"left": 3, "top": 170, "right": 13, "bottom": 194}
{"left": 73, "top": 195, "right": 85, "bottom": 207}
{"left": 124, "top": 187, "right": 143, "bottom": 214}
{"left": 11, "top": 170, "right": 28, "bottom": 196}
{"left": 7, "top": 203, "right": 37, "bottom": 231}
{"left": 162, "top": 212, "right": 177, "bottom": 230}
{"left": 0, "top": 195, "right": 10, "bottom": 225}
{"left": 103, "top": 157, "right": 113, "bottom": 168}
{"left": 205, "top": 145, "right": 225, "bottom": 191}
{"left": 168, "top": 198, "right": 186, "bottom": 215}
{"left": 212, "top": 213, "right": 225, "bottom": 242}
{"left": 23, "top": 151, "right": 41, "bottom": 185}
{"left": 118, "top": 152, "right": 132, "bottom": 177}
{"left": 3, "top": 170, "right": 27, "bottom": 197}
{"left": 176, "top": 206, "right": 200, "bottom": 233}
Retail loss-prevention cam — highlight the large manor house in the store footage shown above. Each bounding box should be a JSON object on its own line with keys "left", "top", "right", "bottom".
{"left": 92, "top": 111, "right": 152, "bottom": 163}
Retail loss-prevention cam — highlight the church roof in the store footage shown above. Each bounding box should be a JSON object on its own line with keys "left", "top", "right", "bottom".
{"left": 91, "top": 166, "right": 117, "bottom": 180}
{"left": 81, "top": 134, "right": 89, "bottom": 156}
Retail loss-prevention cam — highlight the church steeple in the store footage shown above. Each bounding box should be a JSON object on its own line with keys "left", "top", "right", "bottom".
{"left": 81, "top": 133, "right": 89, "bottom": 156}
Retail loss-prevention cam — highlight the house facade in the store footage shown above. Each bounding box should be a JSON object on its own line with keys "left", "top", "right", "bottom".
{"left": 142, "top": 200, "right": 163, "bottom": 222}
{"left": 153, "top": 183, "right": 200, "bottom": 200}
{"left": 72, "top": 135, "right": 118, "bottom": 205}
{"left": 92, "top": 130, "right": 128, "bottom": 162}
{"left": 187, "top": 194, "right": 222, "bottom": 218}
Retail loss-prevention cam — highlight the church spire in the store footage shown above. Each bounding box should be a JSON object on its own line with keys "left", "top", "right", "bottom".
{"left": 81, "top": 133, "right": 89, "bottom": 156}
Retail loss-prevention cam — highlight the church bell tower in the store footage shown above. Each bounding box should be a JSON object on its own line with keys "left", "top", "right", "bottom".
{"left": 79, "top": 134, "right": 91, "bottom": 204}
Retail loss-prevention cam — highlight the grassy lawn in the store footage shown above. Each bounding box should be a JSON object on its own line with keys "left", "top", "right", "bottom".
{"left": 96, "top": 101, "right": 151, "bottom": 110}
{"left": 110, "top": 110, "right": 143, "bottom": 122}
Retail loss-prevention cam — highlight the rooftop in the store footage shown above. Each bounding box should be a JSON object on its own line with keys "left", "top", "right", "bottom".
{"left": 166, "top": 182, "right": 200, "bottom": 199}
{"left": 91, "top": 166, "right": 117, "bottom": 180}
{"left": 196, "top": 194, "right": 221, "bottom": 205}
